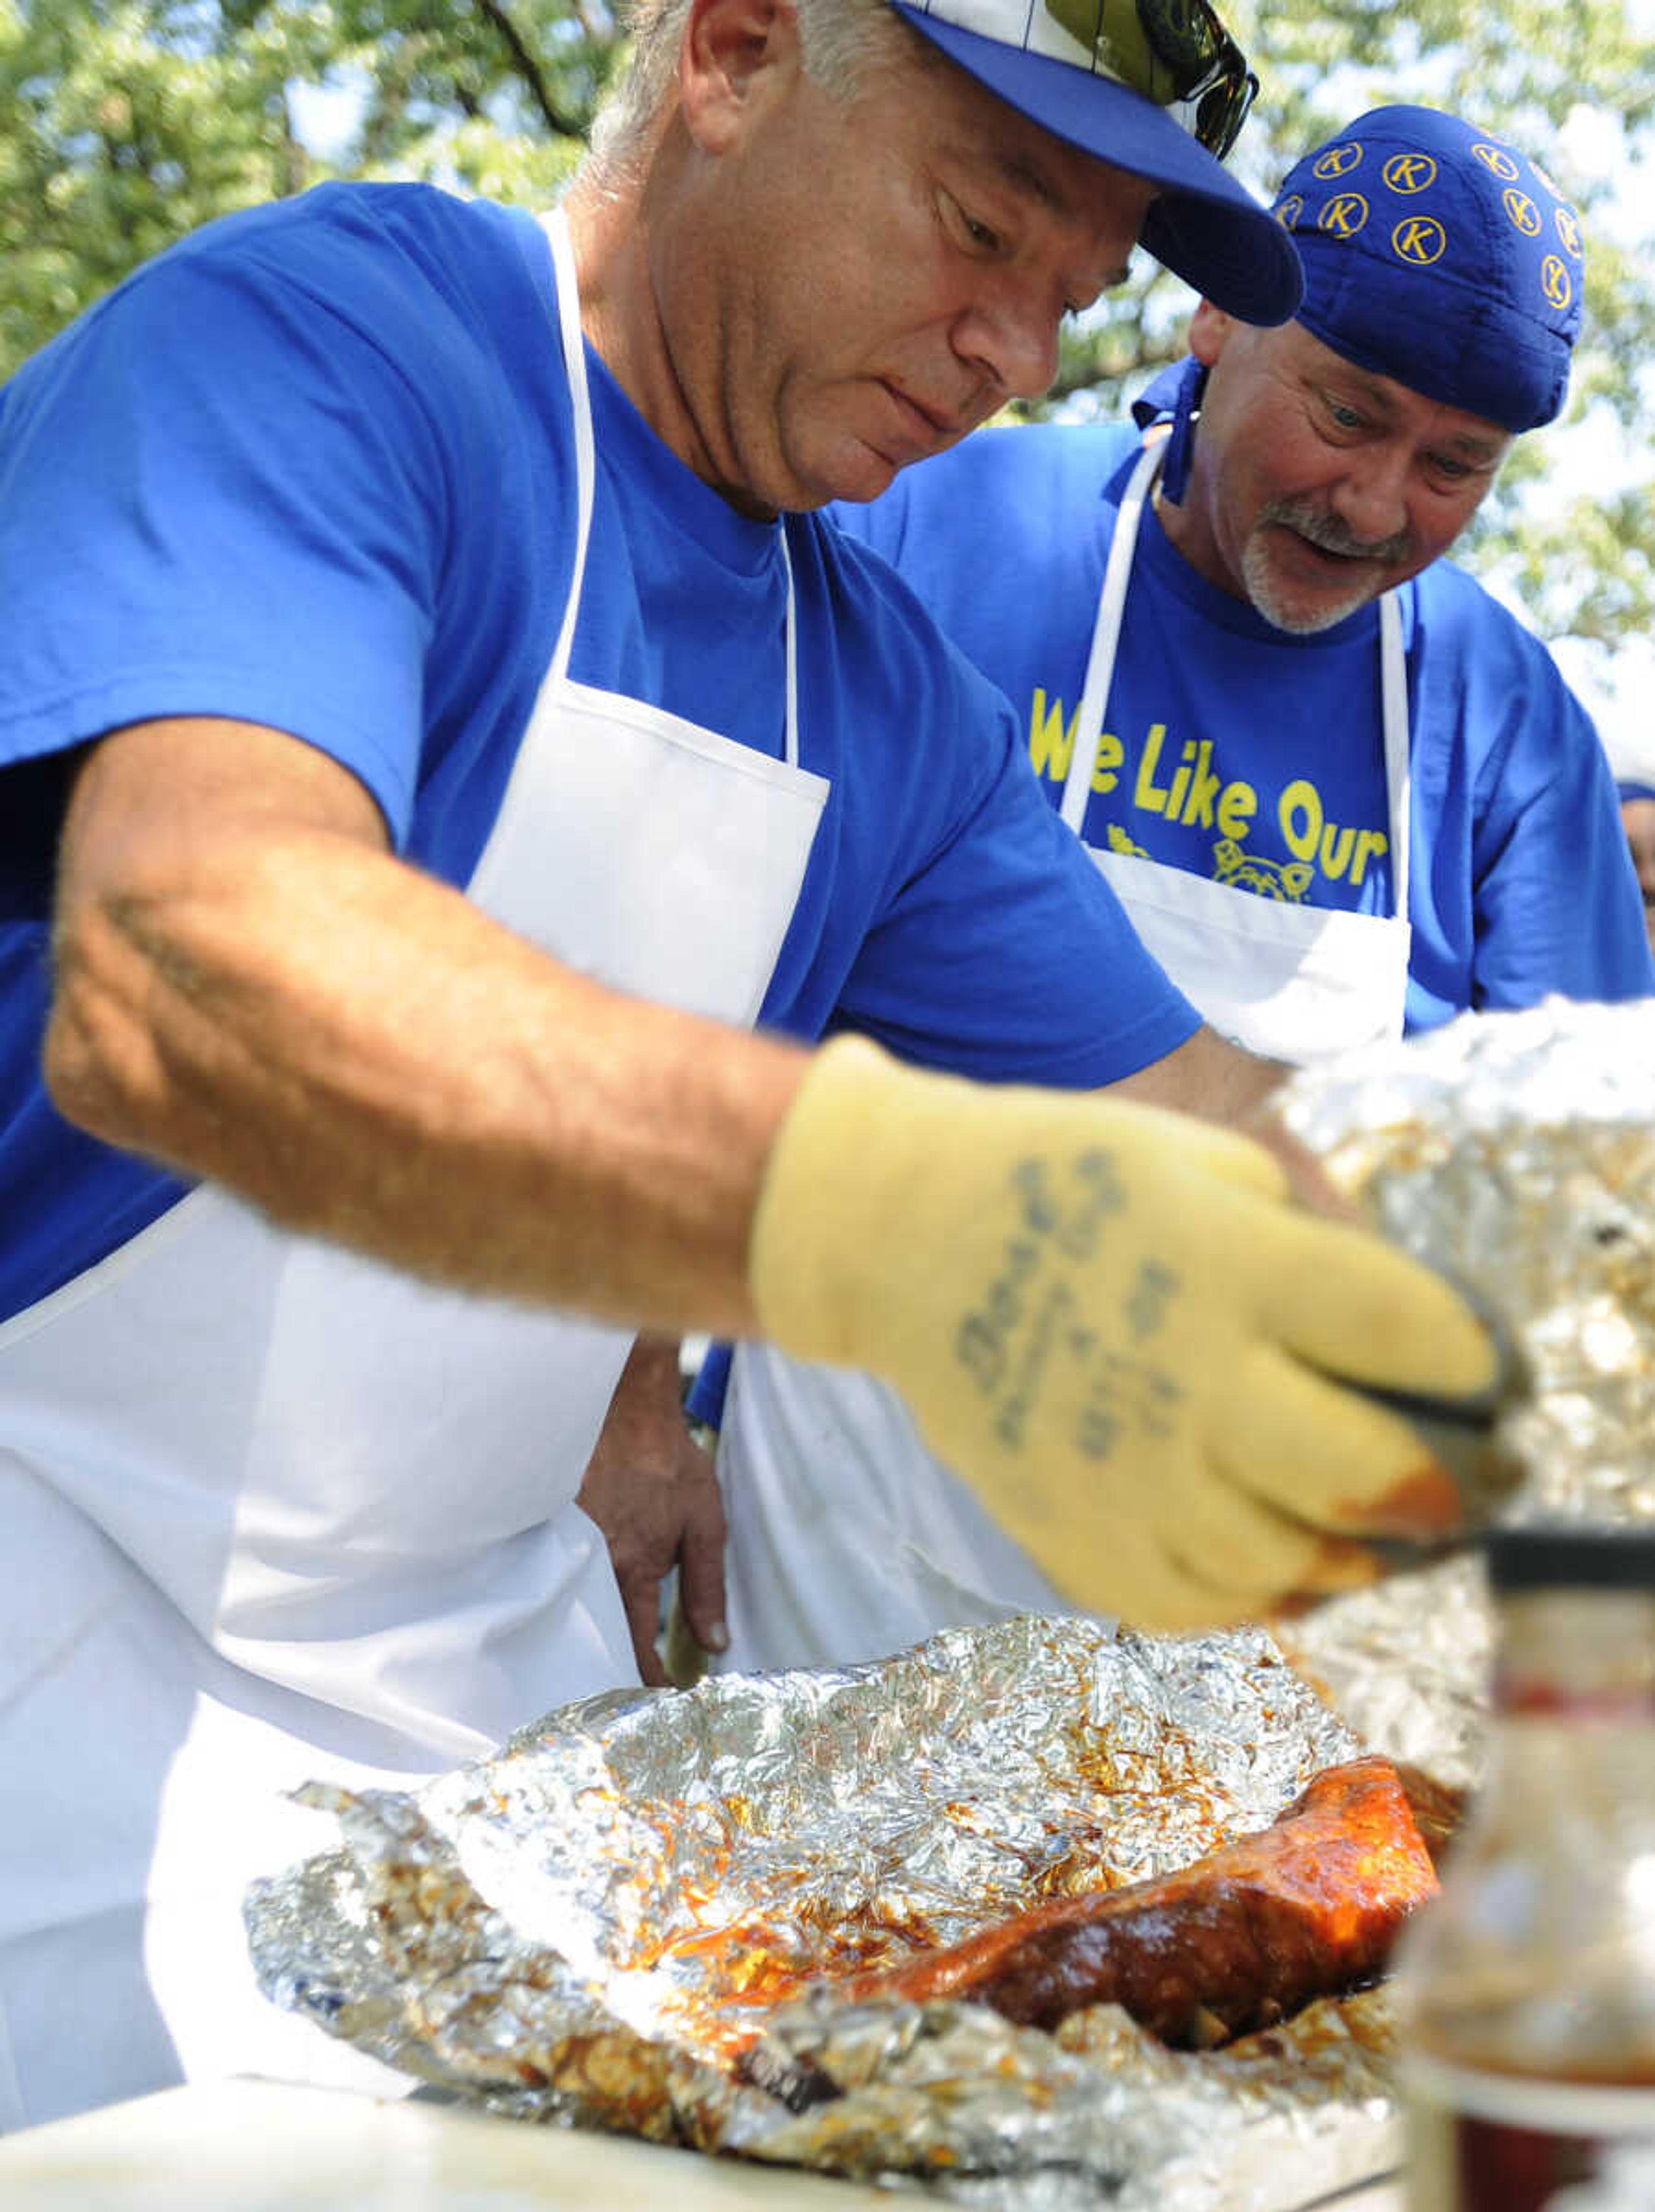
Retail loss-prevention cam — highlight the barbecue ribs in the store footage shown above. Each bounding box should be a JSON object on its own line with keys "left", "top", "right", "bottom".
{"left": 824, "top": 1755, "right": 1443, "bottom": 2048}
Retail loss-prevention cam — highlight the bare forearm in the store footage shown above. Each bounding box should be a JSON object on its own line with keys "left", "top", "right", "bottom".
{"left": 45, "top": 720, "right": 807, "bottom": 1336}
{"left": 1105, "top": 1025, "right": 1349, "bottom": 1215}
{"left": 1107, "top": 1023, "right": 1287, "bottom": 1122}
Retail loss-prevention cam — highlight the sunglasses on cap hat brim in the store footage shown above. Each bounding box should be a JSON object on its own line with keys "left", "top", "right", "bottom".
{"left": 946, "top": 0, "right": 1260, "bottom": 158}
{"left": 1128, "top": 0, "right": 1258, "bottom": 158}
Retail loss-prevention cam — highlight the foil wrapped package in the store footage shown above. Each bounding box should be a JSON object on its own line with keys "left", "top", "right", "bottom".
{"left": 1276, "top": 993, "right": 1655, "bottom": 1527}
{"left": 248, "top": 997, "right": 1655, "bottom": 2206}
{"left": 1271, "top": 995, "right": 1655, "bottom": 1783}
{"left": 248, "top": 1616, "right": 1405, "bottom": 2210}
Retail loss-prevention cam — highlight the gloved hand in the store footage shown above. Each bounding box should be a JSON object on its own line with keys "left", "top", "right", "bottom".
{"left": 749, "top": 1037, "right": 1501, "bottom": 1633}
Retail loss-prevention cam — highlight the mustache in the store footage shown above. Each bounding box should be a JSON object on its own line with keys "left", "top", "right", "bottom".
{"left": 1259, "top": 497, "right": 1415, "bottom": 566}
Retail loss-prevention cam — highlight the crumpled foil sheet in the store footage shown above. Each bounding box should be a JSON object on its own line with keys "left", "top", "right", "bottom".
{"left": 249, "top": 997, "right": 1655, "bottom": 2206}
{"left": 1271, "top": 994, "right": 1655, "bottom": 1786}
{"left": 248, "top": 1615, "right": 1403, "bottom": 2210}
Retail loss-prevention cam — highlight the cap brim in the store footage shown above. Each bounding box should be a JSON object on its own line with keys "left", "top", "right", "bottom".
{"left": 890, "top": 1, "right": 1302, "bottom": 326}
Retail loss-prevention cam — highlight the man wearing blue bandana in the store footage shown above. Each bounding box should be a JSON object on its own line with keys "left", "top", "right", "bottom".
{"left": 699, "top": 106, "right": 1653, "bottom": 1681}
{"left": 0, "top": 0, "right": 1511, "bottom": 2135}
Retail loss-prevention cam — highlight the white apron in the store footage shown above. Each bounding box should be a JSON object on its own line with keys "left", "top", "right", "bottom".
{"left": 0, "top": 210, "right": 827, "bottom": 2132}
{"left": 1062, "top": 438, "right": 1414, "bottom": 1065}
{"left": 718, "top": 438, "right": 1415, "bottom": 1677}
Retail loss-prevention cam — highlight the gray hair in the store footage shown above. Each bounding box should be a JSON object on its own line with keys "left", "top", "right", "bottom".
{"left": 586, "top": 0, "right": 925, "bottom": 186}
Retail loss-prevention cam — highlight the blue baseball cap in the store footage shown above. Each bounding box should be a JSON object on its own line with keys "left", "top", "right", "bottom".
{"left": 1604, "top": 726, "right": 1655, "bottom": 806}
{"left": 890, "top": 0, "right": 1304, "bottom": 326}
{"left": 1271, "top": 105, "right": 1584, "bottom": 431}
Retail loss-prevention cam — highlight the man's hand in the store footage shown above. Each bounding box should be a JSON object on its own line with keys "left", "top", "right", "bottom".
{"left": 577, "top": 1337, "right": 729, "bottom": 1686}
{"left": 749, "top": 1037, "right": 1503, "bottom": 1633}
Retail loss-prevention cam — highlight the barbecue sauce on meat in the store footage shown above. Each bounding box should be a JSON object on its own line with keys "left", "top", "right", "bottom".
{"left": 826, "top": 1755, "right": 1441, "bottom": 2048}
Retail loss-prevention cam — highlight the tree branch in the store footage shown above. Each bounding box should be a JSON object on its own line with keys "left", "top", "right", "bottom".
{"left": 565, "top": 0, "right": 608, "bottom": 43}
{"left": 474, "top": 0, "right": 588, "bottom": 141}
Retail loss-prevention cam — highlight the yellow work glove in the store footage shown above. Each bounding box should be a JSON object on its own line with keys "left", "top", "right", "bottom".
{"left": 749, "top": 1037, "right": 1501, "bottom": 1633}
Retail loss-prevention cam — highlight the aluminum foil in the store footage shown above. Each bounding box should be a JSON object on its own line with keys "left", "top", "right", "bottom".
{"left": 248, "top": 997, "right": 1655, "bottom": 2205}
{"left": 1271, "top": 995, "right": 1655, "bottom": 1786}
{"left": 248, "top": 1614, "right": 1403, "bottom": 2210}
{"left": 1277, "top": 994, "right": 1655, "bottom": 1524}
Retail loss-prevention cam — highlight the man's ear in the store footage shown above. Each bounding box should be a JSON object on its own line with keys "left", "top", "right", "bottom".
{"left": 680, "top": 0, "right": 801, "bottom": 153}
{"left": 1188, "top": 298, "right": 1233, "bottom": 367}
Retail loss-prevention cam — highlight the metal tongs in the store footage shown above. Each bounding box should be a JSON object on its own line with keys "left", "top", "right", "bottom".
{"left": 1352, "top": 1277, "right": 1529, "bottom": 1565}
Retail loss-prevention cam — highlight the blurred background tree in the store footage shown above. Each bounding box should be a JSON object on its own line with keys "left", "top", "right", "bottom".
{"left": 2, "top": 0, "right": 1650, "bottom": 711}
{"left": 0, "top": 0, "right": 612, "bottom": 373}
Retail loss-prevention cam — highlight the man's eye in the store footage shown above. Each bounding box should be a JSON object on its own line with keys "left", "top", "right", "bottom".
{"left": 943, "top": 193, "right": 1002, "bottom": 253}
{"left": 1325, "top": 397, "right": 1365, "bottom": 430}
{"left": 1428, "top": 454, "right": 1474, "bottom": 482}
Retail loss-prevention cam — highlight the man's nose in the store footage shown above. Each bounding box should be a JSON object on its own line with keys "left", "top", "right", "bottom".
{"left": 950, "top": 278, "right": 1062, "bottom": 403}
{"left": 1330, "top": 445, "right": 1412, "bottom": 545}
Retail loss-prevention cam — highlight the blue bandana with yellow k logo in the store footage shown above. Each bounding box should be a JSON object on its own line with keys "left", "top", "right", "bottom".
{"left": 1270, "top": 104, "right": 1582, "bottom": 432}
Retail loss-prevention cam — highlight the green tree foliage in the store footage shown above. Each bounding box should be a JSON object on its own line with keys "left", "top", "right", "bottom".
{"left": 3, "top": 0, "right": 1651, "bottom": 660}
{"left": 0, "top": 0, "right": 610, "bottom": 373}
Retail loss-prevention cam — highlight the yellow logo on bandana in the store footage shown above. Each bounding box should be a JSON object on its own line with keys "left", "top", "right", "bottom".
{"left": 1393, "top": 215, "right": 1447, "bottom": 265}
{"left": 1382, "top": 152, "right": 1436, "bottom": 194}
{"left": 1313, "top": 141, "right": 1365, "bottom": 180}
{"left": 1471, "top": 142, "right": 1520, "bottom": 180}
{"left": 1542, "top": 254, "right": 1573, "bottom": 310}
{"left": 1320, "top": 193, "right": 1370, "bottom": 238}
{"left": 1503, "top": 188, "right": 1542, "bottom": 237}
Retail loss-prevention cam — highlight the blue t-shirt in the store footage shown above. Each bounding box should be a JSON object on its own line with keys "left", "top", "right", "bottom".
{"left": 831, "top": 422, "right": 1654, "bottom": 1032}
{"left": 0, "top": 185, "right": 1196, "bottom": 1325}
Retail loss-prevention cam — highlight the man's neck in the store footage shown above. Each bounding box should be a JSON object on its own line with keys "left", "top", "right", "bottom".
{"left": 1149, "top": 460, "right": 1243, "bottom": 606}
{"left": 560, "top": 185, "right": 671, "bottom": 436}
{"left": 1149, "top": 474, "right": 1201, "bottom": 571}
{"left": 561, "top": 176, "right": 776, "bottom": 520}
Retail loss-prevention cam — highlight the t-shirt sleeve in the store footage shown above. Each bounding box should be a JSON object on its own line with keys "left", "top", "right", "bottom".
{"left": 685, "top": 1339, "right": 733, "bottom": 1430}
{"left": 834, "top": 651, "right": 1202, "bottom": 1088}
{"left": 1467, "top": 632, "right": 1655, "bottom": 1009}
{"left": 0, "top": 219, "right": 447, "bottom": 843}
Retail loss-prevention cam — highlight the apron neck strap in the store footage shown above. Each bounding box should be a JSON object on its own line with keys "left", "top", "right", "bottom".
{"left": 540, "top": 209, "right": 596, "bottom": 695}
{"left": 780, "top": 522, "right": 800, "bottom": 772}
{"left": 1379, "top": 588, "right": 1411, "bottom": 918}
{"left": 1061, "top": 438, "right": 1162, "bottom": 835}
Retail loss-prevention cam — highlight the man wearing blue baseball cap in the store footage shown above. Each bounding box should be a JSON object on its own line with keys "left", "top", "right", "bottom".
{"left": 694, "top": 105, "right": 1655, "bottom": 1679}
{"left": 0, "top": 3, "right": 1508, "bottom": 2132}
{"left": 1603, "top": 730, "right": 1655, "bottom": 953}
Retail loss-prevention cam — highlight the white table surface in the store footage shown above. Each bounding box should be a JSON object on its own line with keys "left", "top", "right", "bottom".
{"left": 0, "top": 2079, "right": 1409, "bottom": 2209}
